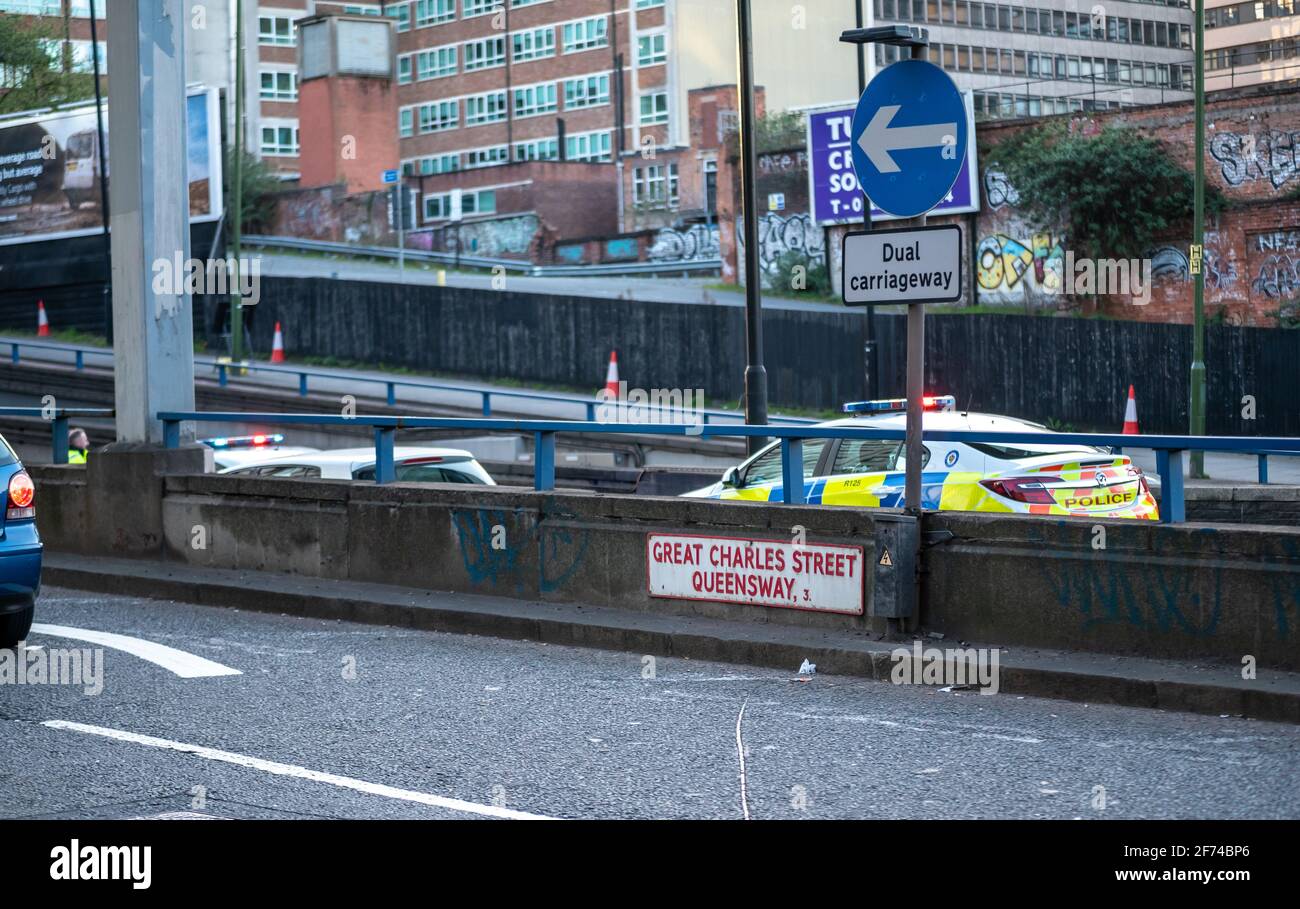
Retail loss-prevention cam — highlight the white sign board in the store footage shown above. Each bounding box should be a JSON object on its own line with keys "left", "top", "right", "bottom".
{"left": 841, "top": 224, "right": 962, "bottom": 306}
{"left": 646, "top": 533, "right": 864, "bottom": 615}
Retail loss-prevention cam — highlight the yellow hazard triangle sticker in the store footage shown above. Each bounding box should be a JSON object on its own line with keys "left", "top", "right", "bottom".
{"left": 879, "top": 547, "right": 893, "bottom": 567}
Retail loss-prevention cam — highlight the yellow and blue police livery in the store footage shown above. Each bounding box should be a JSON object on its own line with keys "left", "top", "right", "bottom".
{"left": 682, "top": 397, "right": 1160, "bottom": 521}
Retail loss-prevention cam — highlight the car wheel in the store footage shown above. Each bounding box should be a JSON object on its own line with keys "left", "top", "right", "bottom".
{"left": 0, "top": 604, "right": 34, "bottom": 649}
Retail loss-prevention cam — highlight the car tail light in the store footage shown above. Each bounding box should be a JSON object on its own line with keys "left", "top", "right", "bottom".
{"left": 7, "top": 472, "right": 34, "bottom": 521}
{"left": 980, "top": 476, "right": 1059, "bottom": 505}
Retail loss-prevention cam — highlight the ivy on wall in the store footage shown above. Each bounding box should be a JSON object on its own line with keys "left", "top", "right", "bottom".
{"left": 988, "top": 122, "right": 1224, "bottom": 262}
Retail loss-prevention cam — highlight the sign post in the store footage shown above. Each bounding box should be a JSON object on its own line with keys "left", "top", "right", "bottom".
{"left": 383, "top": 169, "right": 404, "bottom": 280}
{"left": 840, "top": 42, "right": 968, "bottom": 516}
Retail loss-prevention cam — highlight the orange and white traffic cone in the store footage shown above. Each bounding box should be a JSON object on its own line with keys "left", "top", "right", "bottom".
{"left": 270, "top": 321, "right": 286, "bottom": 364}
{"left": 1122, "top": 384, "right": 1139, "bottom": 435}
{"left": 603, "top": 350, "right": 620, "bottom": 399}
{"left": 37, "top": 300, "right": 49, "bottom": 337}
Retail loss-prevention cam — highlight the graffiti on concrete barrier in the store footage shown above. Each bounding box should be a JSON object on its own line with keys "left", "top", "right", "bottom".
{"left": 454, "top": 215, "right": 538, "bottom": 258}
{"left": 1253, "top": 254, "right": 1300, "bottom": 299}
{"left": 1034, "top": 523, "right": 1300, "bottom": 643}
{"left": 983, "top": 169, "right": 1020, "bottom": 210}
{"left": 1208, "top": 129, "right": 1300, "bottom": 190}
{"left": 976, "top": 230, "right": 1065, "bottom": 299}
{"left": 648, "top": 223, "right": 719, "bottom": 262}
{"left": 451, "top": 499, "right": 589, "bottom": 594}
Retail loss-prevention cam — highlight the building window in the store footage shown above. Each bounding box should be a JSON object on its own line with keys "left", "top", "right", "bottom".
{"left": 258, "top": 15, "right": 295, "bottom": 46}
{"left": 637, "top": 32, "right": 666, "bottom": 67}
{"left": 464, "top": 36, "right": 505, "bottom": 70}
{"left": 633, "top": 163, "right": 679, "bottom": 207}
{"left": 260, "top": 124, "right": 299, "bottom": 156}
{"left": 566, "top": 130, "right": 611, "bottom": 162}
{"left": 418, "top": 100, "right": 458, "bottom": 132}
{"left": 398, "top": 55, "right": 413, "bottom": 83}
{"left": 514, "top": 138, "right": 560, "bottom": 161}
{"left": 399, "top": 109, "right": 414, "bottom": 137}
{"left": 463, "top": 0, "right": 498, "bottom": 16}
{"left": 463, "top": 189, "right": 496, "bottom": 214}
{"left": 465, "top": 147, "right": 509, "bottom": 168}
{"left": 414, "top": 0, "right": 454, "bottom": 27}
{"left": 514, "top": 83, "right": 558, "bottom": 118}
{"left": 563, "top": 74, "right": 610, "bottom": 109}
{"left": 465, "top": 91, "right": 508, "bottom": 125}
{"left": 562, "top": 16, "right": 608, "bottom": 53}
{"left": 67, "top": 1, "right": 106, "bottom": 17}
{"left": 417, "top": 46, "right": 457, "bottom": 79}
{"left": 639, "top": 91, "right": 668, "bottom": 124}
{"left": 343, "top": 4, "right": 382, "bottom": 15}
{"left": 259, "top": 70, "right": 297, "bottom": 101}
{"left": 384, "top": 2, "right": 411, "bottom": 31}
{"left": 513, "top": 26, "right": 556, "bottom": 61}
{"left": 635, "top": 0, "right": 664, "bottom": 7}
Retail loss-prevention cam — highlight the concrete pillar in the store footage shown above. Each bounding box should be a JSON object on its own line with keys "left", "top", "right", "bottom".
{"left": 106, "top": 0, "right": 196, "bottom": 444}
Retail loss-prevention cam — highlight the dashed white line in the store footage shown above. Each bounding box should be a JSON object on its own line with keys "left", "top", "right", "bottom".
{"left": 43, "top": 720, "right": 555, "bottom": 821}
{"left": 30, "top": 624, "right": 242, "bottom": 679}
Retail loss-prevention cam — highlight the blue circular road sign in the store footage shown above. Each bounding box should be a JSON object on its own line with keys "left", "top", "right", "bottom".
{"left": 850, "top": 59, "right": 968, "bottom": 218}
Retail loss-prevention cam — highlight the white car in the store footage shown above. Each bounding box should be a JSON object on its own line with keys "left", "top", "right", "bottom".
{"left": 219, "top": 446, "right": 497, "bottom": 485}
{"left": 201, "top": 434, "right": 320, "bottom": 472}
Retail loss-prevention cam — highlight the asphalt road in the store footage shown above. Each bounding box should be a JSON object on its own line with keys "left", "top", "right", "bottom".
{"left": 2, "top": 586, "right": 1297, "bottom": 820}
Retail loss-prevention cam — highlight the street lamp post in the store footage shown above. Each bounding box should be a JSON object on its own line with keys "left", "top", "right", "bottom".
{"left": 735, "top": 0, "right": 768, "bottom": 452}
{"left": 1189, "top": 2, "right": 1208, "bottom": 478}
{"left": 231, "top": 0, "right": 247, "bottom": 365}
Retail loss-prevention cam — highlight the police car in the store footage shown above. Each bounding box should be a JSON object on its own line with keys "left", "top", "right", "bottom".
{"left": 682, "top": 396, "right": 1159, "bottom": 520}
{"left": 201, "top": 434, "right": 320, "bottom": 472}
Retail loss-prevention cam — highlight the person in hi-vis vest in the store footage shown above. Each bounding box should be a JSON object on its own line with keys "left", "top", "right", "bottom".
{"left": 67, "top": 428, "right": 89, "bottom": 465}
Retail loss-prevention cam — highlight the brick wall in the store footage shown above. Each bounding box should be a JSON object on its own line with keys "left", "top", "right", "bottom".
{"left": 976, "top": 84, "right": 1300, "bottom": 326}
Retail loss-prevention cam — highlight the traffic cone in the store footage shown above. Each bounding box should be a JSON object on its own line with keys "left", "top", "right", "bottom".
{"left": 1122, "top": 384, "right": 1139, "bottom": 435}
{"left": 603, "top": 350, "right": 619, "bottom": 398}
{"left": 37, "top": 300, "right": 49, "bottom": 337}
{"left": 270, "top": 321, "right": 286, "bottom": 363}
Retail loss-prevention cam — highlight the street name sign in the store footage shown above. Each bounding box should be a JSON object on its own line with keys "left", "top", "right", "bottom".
{"left": 850, "top": 59, "right": 969, "bottom": 218}
{"left": 382, "top": 169, "right": 399, "bottom": 184}
{"left": 841, "top": 224, "right": 962, "bottom": 306}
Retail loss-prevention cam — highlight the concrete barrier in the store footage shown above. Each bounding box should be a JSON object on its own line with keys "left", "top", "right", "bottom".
{"left": 27, "top": 461, "right": 1300, "bottom": 670}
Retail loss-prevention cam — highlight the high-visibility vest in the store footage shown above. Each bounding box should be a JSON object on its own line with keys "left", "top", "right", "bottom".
{"left": 67, "top": 449, "right": 87, "bottom": 465}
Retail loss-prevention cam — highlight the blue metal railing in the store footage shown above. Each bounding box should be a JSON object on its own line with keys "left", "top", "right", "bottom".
{"left": 3, "top": 335, "right": 819, "bottom": 428}
{"left": 157, "top": 410, "right": 1300, "bottom": 524}
{"left": 0, "top": 406, "right": 115, "bottom": 464}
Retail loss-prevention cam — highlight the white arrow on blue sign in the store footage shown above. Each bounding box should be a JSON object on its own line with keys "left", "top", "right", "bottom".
{"left": 850, "top": 59, "right": 968, "bottom": 219}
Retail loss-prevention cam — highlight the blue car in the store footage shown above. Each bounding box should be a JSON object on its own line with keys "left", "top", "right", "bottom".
{"left": 0, "top": 433, "right": 41, "bottom": 648}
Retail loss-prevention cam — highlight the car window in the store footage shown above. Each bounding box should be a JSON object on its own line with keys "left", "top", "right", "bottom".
{"left": 832, "top": 439, "right": 900, "bottom": 474}
{"left": 743, "top": 440, "right": 826, "bottom": 486}
{"left": 0, "top": 434, "right": 16, "bottom": 467}
{"left": 968, "top": 442, "right": 1107, "bottom": 459}
{"left": 266, "top": 465, "right": 321, "bottom": 478}
{"left": 894, "top": 446, "right": 932, "bottom": 470}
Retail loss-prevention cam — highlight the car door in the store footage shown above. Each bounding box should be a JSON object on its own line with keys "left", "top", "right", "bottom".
{"left": 720, "top": 439, "right": 827, "bottom": 502}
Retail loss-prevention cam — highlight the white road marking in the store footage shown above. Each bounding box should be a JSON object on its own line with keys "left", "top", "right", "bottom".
{"left": 29, "top": 624, "right": 242, "bottom": 679}
{"left": 735, "top": 700, "right": 751, "bottom": 821}
{"left": 43, "top": 721, "right": 555, "bottom": 821}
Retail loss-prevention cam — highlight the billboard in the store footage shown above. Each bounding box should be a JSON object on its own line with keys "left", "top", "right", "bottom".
{"left": 0, "top": 87, "right": 223, "bottom": 247}
{"left": 805, "top": 92, "right": 980, "bottom": 226}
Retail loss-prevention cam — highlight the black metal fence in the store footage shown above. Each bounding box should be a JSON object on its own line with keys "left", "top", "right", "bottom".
{"left": 4, "top": 276, "right": 1298, "bottom": 436}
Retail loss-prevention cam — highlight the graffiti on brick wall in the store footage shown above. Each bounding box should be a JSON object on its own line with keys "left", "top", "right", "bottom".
{"left": 1209, "top": 129, "right": 1300, "bottom": 191}
{"left": 1253, "top": 255, "right": 1300, "bottom": 299}
{"left": 735, "top": 212, "right": 826, "bottom": 276}
{"left": 983, "top": 169, "right": 1020, "bottom": 210}
{"left": 648, "top": 223, "right": 719, "bottom": 262}
{"left": 976, "top": 230, "right": 1065, "bottom": 302}
{"left": 1149, "top": 233, "right": 1239, "bottom": 290}
{"left": 456, "top": 215, "right": 538, "bottom": 258}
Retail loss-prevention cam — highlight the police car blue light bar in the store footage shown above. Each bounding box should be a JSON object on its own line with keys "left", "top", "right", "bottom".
{"left": 842, "top": 395, "right": 956, "bottom": 414}
{"left": 201, "top": 434, "right": 286, "bottom": 449}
